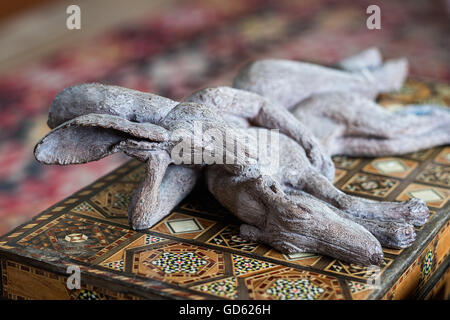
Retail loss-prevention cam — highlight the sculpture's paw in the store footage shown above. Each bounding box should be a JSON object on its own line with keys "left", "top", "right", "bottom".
{"left": 240, "top": 224, "right": 264, "bottom": 242}
{"left": 404, "top": 198, "right": 429, "bottom": 227}
{"left": 368, "top": 251, "right": 384, "bottom": 266}
{"left": 383, "top": 222, "right": 416, "bottom": 249}
{"left": 129, "top": 213, "right": 153, "bottom": 231}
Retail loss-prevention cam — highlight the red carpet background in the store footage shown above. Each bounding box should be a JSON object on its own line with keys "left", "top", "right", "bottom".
{"left": 0, "top": 0, "right": 449, "bottom": 235}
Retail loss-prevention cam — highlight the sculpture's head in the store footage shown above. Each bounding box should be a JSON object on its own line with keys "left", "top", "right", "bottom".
{"left": 239, "top": 176, "right": 384, "bottom": 266}
{"left": 35, "top": 90, "right": 257, "bottom": 172}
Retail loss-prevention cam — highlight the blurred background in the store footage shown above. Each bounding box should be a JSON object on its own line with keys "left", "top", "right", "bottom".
{"left": 0, "top": 0, "right": 449, "bottom": 236}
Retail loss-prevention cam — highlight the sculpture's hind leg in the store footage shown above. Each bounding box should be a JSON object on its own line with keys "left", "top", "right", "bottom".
{"left": 237, "top": 183, "right": 384, "bottom": 266}
{"left": 293, "top": 93, "right": 450, "bottom": 142}
{"left": 285, "top": 189, "right": 416, "bottom": 249}
{"left": 332, "top": 124, "right": 450, "bottom": 157}
{"left": 295, "top": 170, "right": 429, "bottom": 226}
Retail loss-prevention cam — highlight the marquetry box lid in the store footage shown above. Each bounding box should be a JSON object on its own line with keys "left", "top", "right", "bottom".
{"left": 0, "top": 80, "right": 449, "bottom": 300}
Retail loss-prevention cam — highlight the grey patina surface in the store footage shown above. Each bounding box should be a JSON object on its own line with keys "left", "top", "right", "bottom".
{"left": 34, "top": 48, "right": 449, "bottom": 266}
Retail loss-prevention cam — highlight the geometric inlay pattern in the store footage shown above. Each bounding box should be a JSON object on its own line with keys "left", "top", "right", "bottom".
{"left": 245, "top": 267, "right": 344, "bottom": 300}
{"left": 403, "top": 149, "right": 434, "bottom": 161}
{"left": 71, "top": 202, "right": 100, "bottom": 215}
{"left": 334, "top": 168, "right": 347, "bottom": 183}
{"left": 262, "top": 249, "right": 322, "bottom": 268}
{"left": 232, "top": 254, "right": 276, "bottom": 276}
{"left": 165, "top": 218, "right": 203, "bottom": 234}
{"left": 374, "top": 159, "right": 408, "bottom": 174}
{"left": 283, "top": 252, "right": 319, "bottom": 261}
{"left": 332, "top": 156, "right": 361, "bottom": 169}
{"left": 16, "top": 214, "right": 135, "bottom": 263}
{"left": 103, "top": 260, "right": 124, "bottom": 271}
{"left": 191, "top": 277, "right": 238, "bottom": 299}
{"left": 422, "top": 249, "right": 434, "bottom": 277}
{"left": 98, "top": 234, "right": 168, "bottom": 272}
{"left": 408, "top": 189, "right": 443, "bottom": 202}
{"left": 151, "top": 212, "right": 215, "bottom": 240}
{"left": 208, "top": 225, "right": 259, "bottom": 252}
{"left": 74, "top": 289, "right": 102, "bottom": 300}
{"left": 131, "top": 243, "right": 224, "bottom": 285}
{"left": 348, "top": 281, "right": 371, "bottom": 294}
{"left": 64, "top": 233, "right": 88, "bottom": 243}
{"left": 91, "top": 182, "right": 137, "bottom": 218}
{"left": 324, "top": 258, "right": 392, "bottom": 280}
{"left": 397, "top": 183, "right": 450, "bottom": 208}
{"left": 416, "top": 163, "right": 450, "bottom": 187}
{"left": 144, "top": 235, "right": 164, "bottom": 245}
{"left": 347, "top": 281, "right": 374, "bottom": 300}
{"left": 71, "top": 200, "right": 129, "bottom": 226}
{"left": 149, "top": 252, "right": 208, "bottom": 274}
{"left": 342, "top": 173, "right": 399, "bottom": 197}
{"left": 266, "top": 278, "right": 325, "bottom": 300}
{"left": 434, "top": 147, "right": 450, "bottom": 165}
{"left": 364, "top": 158, "right": 417, "bottom": 178}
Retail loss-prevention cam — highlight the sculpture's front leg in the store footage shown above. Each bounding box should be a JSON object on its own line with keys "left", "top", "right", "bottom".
{"left": 125, "top": 149, "right": 200, "bottom": 230}
{"left": 232, "top": 58, "right": 407, "bottom": 109}
{"left": 291, "top": 92, "right": 450, "bottom": 155}
{"left": 300, "top": 170, "right": 429, "bottom": 227}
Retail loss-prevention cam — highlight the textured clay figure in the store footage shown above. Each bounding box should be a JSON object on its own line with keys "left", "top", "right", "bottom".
{"left": 34, "top": 82, "right": 429, "bottom": 266}
{"left": 233, "top": 49, "right": 450, "bottom": 156}
{"left": 34, "top": 49, "right": 439, "bottom": 265}
{"left": 291, "top": 93, "right": 450, "bottom": 156}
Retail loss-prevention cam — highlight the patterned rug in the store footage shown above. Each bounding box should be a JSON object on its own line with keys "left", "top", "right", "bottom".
{"left": 0, "top": 0, "right": 449, "bottom": 235}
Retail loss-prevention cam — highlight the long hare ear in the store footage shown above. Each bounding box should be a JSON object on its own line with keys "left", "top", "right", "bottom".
{"left": 47, "top": 83, "right": 178, "bottom": 128}
{"left": 35, "top": 113, "right": 169, "bottom": 165}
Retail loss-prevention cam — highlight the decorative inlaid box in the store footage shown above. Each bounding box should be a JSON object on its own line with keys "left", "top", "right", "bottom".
{"left": 0, "top": 80, "right": 449, "bottom": 300}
